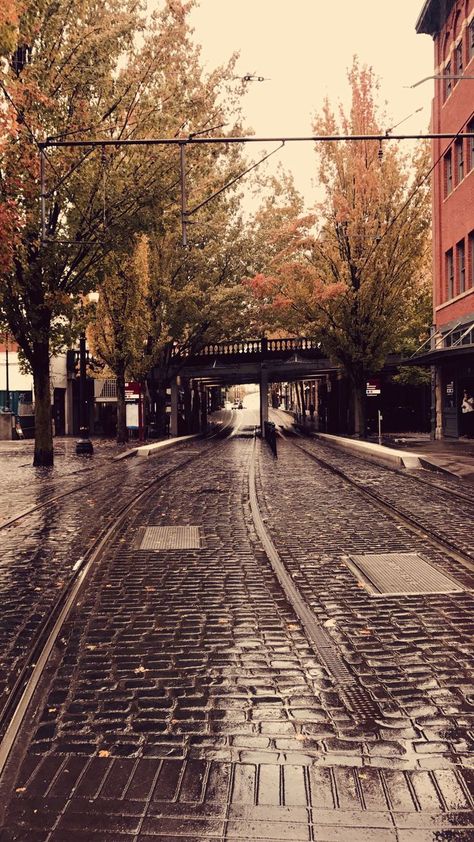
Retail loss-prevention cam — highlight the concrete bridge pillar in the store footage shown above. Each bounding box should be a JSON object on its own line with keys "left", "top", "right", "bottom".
{"left": 200, "top": 384, "right": 208, "bottom": 433}
{"left": 170, "top": 377, "right": 179, "bottom": 437}
{"left": 260, "top": 365, "right": 269, "bottom": 437}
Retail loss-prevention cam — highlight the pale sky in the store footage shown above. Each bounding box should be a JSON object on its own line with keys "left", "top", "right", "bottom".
{"left": 188, "top": 0, "right": 435, "bottom": 205}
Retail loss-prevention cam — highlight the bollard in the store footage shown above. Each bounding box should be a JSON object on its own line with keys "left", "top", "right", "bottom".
{"left": 264, "top": 421, "right": 277, "bottom": 458}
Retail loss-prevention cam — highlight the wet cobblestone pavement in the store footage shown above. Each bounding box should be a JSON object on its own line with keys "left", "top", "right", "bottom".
{"left": 0, "top": 438, "right": 206, "bottom": 736}
{"left": 0, "top": 426, "right": 473, "bottom": 839}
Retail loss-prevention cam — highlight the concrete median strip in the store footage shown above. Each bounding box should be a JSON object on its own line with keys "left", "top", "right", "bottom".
{"left": 113, "top": 434, "right": 200, "bottom": 460}
{"left": 315, "top": 432, "right": 423, "bottom": 469}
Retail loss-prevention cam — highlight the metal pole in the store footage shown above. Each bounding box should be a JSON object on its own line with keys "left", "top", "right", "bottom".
{"left": 76, "top": 333, "right": 93, "bottom": 454}
{"left": 138, "top": 382, "right": 144, "bottom": 442}
{"left": 179, "top": 143, "right": 187, "bottom": 247}
{"left": 40, "top": 149, "right": 46, "bottom": 243}
{"left": 5, "top": 331, "right": 10, "bottom": 410}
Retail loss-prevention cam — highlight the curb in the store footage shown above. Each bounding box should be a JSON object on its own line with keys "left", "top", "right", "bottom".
{"left": 113, "top": 434, "right": 200, "bottom": 461}
{"left": 314, "top": 432, "right": 424, "bottom": 470}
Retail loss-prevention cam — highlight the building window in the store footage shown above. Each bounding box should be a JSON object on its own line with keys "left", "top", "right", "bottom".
{"left": 470, "top": 20, "right": 474, "bottom": 63}
{"left": 455, "top": 139, "right": 464, "bottom": 182}
{"left": 446, "top": 249, "right": 454, "bottom": 299}
{"left": 469, "top": 232, "right": 474, "bottom": 288}
{"left": 457, "top": 239, "right": 465, "bottom": 293}
{"left": 444, "top": 60, "right": 452, "bottom": 99}
{"left": 445, "top": 149, "right": 453, "bottom": 194}
{"left": 468, "top": 120, "right": 474, "bottom": 172}
{"left": 454, "top": 41, "right": 463, "bottom": 79}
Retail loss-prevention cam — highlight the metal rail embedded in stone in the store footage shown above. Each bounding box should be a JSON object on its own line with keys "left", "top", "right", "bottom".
{"left": 248, "top": 438, "right": 380, "bottom": 718}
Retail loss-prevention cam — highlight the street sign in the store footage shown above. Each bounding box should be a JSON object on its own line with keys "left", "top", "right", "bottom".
{"left": 125, "top": 381, "right": 140, "bottom": 400}
{"left": 366, "top": 379, "right": 381, "bottom": 396}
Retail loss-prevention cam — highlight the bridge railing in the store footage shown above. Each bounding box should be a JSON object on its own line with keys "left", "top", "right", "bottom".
{"left": 171, "top": 337, "right": 321, "bottom": 359}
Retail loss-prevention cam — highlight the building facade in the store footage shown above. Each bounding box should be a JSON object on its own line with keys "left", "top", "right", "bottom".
{"left": 416, "top": 0, "right": 474, "bottom": 437}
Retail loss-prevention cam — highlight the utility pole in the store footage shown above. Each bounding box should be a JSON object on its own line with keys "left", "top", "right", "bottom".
{"left": 76, "top": 332, "right": 93, "bottom": 455}
{"left": 4, "top": 331, "right": 10, "bottom": 411}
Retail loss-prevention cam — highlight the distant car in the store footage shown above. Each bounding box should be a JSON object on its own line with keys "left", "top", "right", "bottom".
{"left": 238, "top": 401, "right": 243, "bottom": 409}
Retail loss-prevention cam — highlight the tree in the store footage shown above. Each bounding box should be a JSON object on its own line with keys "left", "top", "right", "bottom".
{"left": 392, "top": 235, "right": 433, "bottom": 386}
{"left": 143, "top": 192, "right": 254, "bottom": 434}
{"left": 0, "top": 0, "right": 20, "bottom": 276}
{"left": 88, "top": 236, "right": 151, "bottom": 443}
{"left": 247, "top": 60, "right": 431, "bottom": 435}
{"left": 0, "top": 0, "right": 246, "bottom": 464}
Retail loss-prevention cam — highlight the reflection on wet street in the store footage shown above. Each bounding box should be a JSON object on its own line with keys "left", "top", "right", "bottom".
{"left": 0, "top": 428, "right": 473, "bottom": 839}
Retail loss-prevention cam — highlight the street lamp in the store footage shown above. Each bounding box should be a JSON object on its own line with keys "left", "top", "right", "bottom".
{"left": 75, "top": 291, "right": 99, "bottom": 455}
{"left": 406, "top": 74, "right": 474, "bottom": 88}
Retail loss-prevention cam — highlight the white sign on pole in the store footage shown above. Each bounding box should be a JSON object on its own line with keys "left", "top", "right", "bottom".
{"left": 126, "top": 402, "right": 139, "bottom": 429}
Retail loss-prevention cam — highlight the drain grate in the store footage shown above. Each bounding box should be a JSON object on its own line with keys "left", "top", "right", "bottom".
{"left": 345, "top": 552, "right": 463, "bottom": 596}
{"left": 136, "top": 526, "right": 202, "bottom": 550}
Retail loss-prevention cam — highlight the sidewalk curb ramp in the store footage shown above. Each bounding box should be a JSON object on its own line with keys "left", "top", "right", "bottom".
{"left": 113, "top": 434, "right": 200, "bottom": 461}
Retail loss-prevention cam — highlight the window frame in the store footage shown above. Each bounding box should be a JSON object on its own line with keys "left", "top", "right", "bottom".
{"left": 444, "top": 60, "right": 453, "bottom": 99}
{"left": 457, "top": 239, "right": 466, "bottom": 294}
{"left": 446, "top": 248, "right": 454, "bottom": 299}
{"left": 469, "top": 231, "right": 474, "bottom": 289}
{"left": 455, "top": 138, "right": 464, "bottom": 182}
{"left": 468, "top": 120, "right": 474, "bottom": 173}
{"left": 445, "top": 149, "right": 453, "bottom": 195}
{"left": 455, "top": 40, "right": 463, "bottom": 79}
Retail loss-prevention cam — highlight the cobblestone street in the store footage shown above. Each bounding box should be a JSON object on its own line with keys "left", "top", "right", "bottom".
{"left": 0, "top": 423, "right": 473, "bottom": 840}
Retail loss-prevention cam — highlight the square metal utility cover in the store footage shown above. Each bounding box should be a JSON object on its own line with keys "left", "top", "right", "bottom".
{"left": 345, "top": 552, "right": 463, "bottom": 596}
{"left": 136, "top": 526, "right": 202, "bottom": 551}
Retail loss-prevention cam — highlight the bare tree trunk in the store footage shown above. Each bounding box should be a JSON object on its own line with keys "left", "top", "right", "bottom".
{"left": 33, "top": 340, "right": 53, "bottom": 466}
{"left": 155, "top": 384, "right": 168, "bottom": 435}
{"left": 116, "top": 369, "right": 127, "bottom": 444}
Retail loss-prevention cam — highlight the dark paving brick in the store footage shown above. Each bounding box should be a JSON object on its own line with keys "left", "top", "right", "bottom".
{"left": 2, "top": 434, "right": 474, "bottom": 841}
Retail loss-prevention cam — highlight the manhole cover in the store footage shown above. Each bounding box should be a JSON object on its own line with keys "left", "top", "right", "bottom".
{"left": 345, "top": 552, "right": 463, "bottom": 596}
{"left": 136, "top": 526, "right": 202, "bottom": 550}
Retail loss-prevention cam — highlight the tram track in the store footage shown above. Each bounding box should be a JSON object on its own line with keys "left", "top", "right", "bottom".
{"left": 282, "top": 432, "right": 474, "bottom": 577}
{"left": 0, "top": 438, "right": 203, "bottom": 533}
{"left": 0, "top": 426, "right": 236, "bottom": 778}
{"left": 276, "top": 424, "right": 474, "bottom": 504}
{"left": 0, "top": 416, "right": 239, "bottom": 532}
{"left": 247, "top": 436, "right": 382, "bottom": 721}
{"left": 0, "top": 421, "right": 386, "bottom": 789}
{"left": 1, "top": 422, "right": 474, "bottom": 837}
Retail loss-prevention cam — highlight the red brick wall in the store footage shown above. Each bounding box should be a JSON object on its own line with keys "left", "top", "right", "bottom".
{"left": 430, "top": 0, "right": 474, "bottom": 329}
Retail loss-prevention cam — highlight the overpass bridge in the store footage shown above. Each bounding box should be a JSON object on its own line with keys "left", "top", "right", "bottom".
{"left": 160, "top": 337, "right": 337, "bottom": 437}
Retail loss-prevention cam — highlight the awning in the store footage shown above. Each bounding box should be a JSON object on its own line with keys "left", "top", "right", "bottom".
{"left": 401, "top": 345, "right": 474, "bottom": 366}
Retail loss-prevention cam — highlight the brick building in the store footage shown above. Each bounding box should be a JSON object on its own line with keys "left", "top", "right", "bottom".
{"left": 415, "top": 0, "right": 474, "bottom": 437}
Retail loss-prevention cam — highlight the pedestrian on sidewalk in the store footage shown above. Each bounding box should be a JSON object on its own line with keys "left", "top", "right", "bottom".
{"left": 461, "top": 388, "right": 474, "bottom": 437}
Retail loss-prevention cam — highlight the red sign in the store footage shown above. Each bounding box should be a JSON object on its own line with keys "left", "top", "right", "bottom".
{"left": 125, "top": 381, "right": 140, "bottom": 400}
{"left": 366, "top": 379, "right": 381, "bottom": 396}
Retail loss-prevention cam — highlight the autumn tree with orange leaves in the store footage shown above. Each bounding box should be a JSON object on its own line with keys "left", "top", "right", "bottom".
{"left": 248, "top": 60, "right": 431, "bottom": 436}
{"left": 0, "top": 0, "right": 247, "bottom": 464}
